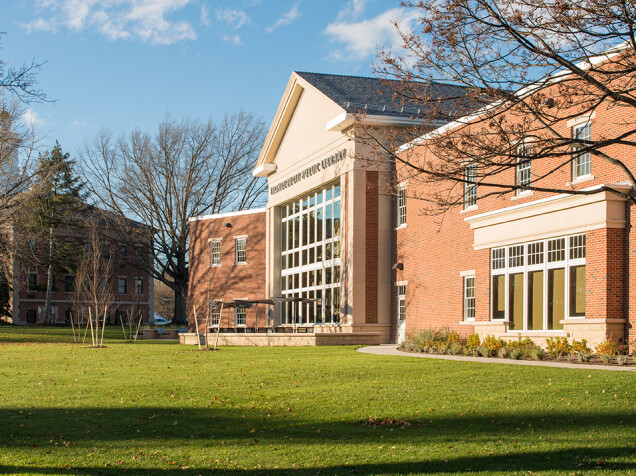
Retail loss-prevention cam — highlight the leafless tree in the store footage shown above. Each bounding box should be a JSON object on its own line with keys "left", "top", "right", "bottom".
{"left": 74, "top": 225, "right": 117, "bottom": 347}
{"left": 80, "top": 111, "right": 267, "bottom": 324}
{"left": 370, "top": 0, "right": 636, "bottom": 212}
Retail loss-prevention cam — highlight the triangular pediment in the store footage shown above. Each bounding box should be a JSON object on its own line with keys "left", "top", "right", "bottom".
{"left": 253, "top": 73, "right": 347, "bottom": 177}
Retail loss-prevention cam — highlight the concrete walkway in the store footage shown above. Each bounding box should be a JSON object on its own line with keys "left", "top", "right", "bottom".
{"left": 357, "top": 345, "right": 636, "bottom": 372}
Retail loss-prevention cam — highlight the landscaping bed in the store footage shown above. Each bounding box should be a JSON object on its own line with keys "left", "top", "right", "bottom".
{"left": 400, "top": 329, "right": 635, "bottom": 367}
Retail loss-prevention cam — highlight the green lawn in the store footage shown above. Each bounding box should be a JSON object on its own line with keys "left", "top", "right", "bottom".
{"left": 0, "top": 328, "right": 635, "bottom": 475}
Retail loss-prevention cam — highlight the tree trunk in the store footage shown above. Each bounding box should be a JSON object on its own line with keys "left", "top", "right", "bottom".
{"left": 173, "top": 291, "right": 187, "bottom": 324}
{"left": 44, "top": 227, "right": 54, "bottom": 324}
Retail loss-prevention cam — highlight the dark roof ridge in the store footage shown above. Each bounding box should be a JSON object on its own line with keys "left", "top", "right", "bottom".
{"left": 294, "top": 71, "right": 471, "bottom": 90}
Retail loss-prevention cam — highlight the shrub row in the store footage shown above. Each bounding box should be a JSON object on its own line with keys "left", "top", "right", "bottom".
{"left": 401, "top": 329, "right": 632, "bottom": 365}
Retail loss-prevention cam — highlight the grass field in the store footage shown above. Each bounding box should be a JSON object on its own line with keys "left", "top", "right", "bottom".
{"left": 1, "top": 327, "right": 635, "bottom": 475}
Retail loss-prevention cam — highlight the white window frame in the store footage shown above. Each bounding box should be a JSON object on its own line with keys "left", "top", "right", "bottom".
{"left": 490, "top": 233, "right": 586, "bottom": 331}
{"left": 209, "top": 303, "right": 221, "bottom": 327}
{"left": 464, "top": 164, "right": 477, "bottom": 209}
{"left": 235, "top": 306, "right": 247, "bottom": 326}
{"left": 280, "top": 181, "right": 342, "bottom": 326}
{"left": 235, "top": 237, "right": 247, "bottom": 265}
{"left": 210, "top": 240, "right": 221, "bottom": 266}
{"left": 515, "top": 143, "right": 532, "bottom": 195}
{"left": 463, "top": 276, "right": 475, "bottom": 321}
{"left": 397, "top": 186, "right": 407, "bottom": 228}
{"left": 134, "top": 276, "right": 143, "bottom": 295}
{"left": 572, "top": 122, "right": 592, "bottom": 180}
{"left": 397, "top": 285, "right": 406, "bottom": 322}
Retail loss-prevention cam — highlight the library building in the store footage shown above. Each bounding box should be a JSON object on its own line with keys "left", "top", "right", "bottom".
{"left": 184, "top": 70, "right": 636, "bottom": 350}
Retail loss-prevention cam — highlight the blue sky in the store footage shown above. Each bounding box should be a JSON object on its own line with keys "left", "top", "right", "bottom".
{"left": 2, "top": 0, "right": 417, "bottom": 156}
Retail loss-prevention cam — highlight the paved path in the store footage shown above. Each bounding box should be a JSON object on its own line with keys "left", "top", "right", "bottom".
{"left": 357, "top": 345, "right": 636, "bottom": 372}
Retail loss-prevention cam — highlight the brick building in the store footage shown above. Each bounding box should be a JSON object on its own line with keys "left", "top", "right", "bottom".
{"left": 8, "top": 223, "right": 154, "bottom": 326}
{"left": 187, "top": 68, "right": 636, "bottom": 349}
{"left": 185, "top": 72, "right": 472, "bottom": 344}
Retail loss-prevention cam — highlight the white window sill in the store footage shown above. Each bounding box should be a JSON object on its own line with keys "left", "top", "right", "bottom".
{"left": 568, "top": 174, "right": 594, "bottom": 186}
{"left": 235, "top": 262, "right": 248, "bottom": 266}
{"left": 511, "top": 190, "right": 533, "bottom": 201}
{"left": 210, "top": 264, "right": 221, "bottom": 268}
{"left": 395, "top": 224, "right": 408, "bottom": 231}
{"left": 460, "top": 205, "right": 478, "bottom": 214}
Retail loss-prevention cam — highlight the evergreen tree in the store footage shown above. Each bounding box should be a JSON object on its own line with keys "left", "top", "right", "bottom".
{"left": 24, "top": 141, "right": 87, "bottom": 323}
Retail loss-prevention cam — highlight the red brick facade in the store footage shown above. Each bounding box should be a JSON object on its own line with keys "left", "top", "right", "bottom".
{"left": 12, "top": 232, "right": 153, "bottom": 325}
{"left": 396, "top": 79, "right": 636, "bottom": 350}
{"left": 187, "top": 210, "right": 267, "bottom": 333}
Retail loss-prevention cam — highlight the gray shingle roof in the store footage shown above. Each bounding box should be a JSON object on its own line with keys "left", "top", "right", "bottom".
{"left": 295, "top": 71, "right": 476, "bottom": 121}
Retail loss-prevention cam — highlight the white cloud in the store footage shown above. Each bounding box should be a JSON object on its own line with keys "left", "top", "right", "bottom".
{"left": 216, "top": 8, "right": 249, "bottom": 30}
{"left": 266, "top": 4, "right": 301, "bottom": 33}
{"left": 23, "top": 0, "right": 197, "bottom": 45}
{"left": 222, "top": 34, "right": 242, "bottom": 45}
{"left": 22, "top": 108, "right": 44, "bottom": 127}
{"left": 336, "top": 0, "right": 370, "bottom": 21}
{"left": 324, "top": 7, "right": 418, "bottom": 62}
{"left": 200, "top": 4, "right": 210, "bottom": 26}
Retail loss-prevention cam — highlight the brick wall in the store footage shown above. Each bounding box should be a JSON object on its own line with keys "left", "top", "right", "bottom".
{"left": 365, "top": 171, "right": 379, "bottom": 324}
{"left": 187, "top": 211, "right": 267, "bottom": 333}
{"left": 396, "top": 77, "right": 636, "bottom": 349}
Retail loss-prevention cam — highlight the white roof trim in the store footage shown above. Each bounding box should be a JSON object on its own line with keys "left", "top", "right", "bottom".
{"left": 326, "top": 112, "right": 440, "bottom": 132}
{"left": 189, "top": 208, "right": 267, "bottom": 222}
{"left": 398, "top": 42, "right": 631, "bottom": 153}
{"left": 253, "top": 163, "right": 277, "bottom": 177}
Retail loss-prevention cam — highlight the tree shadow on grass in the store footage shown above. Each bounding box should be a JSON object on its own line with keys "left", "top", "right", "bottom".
{"left": 1, "top": 406, "right": 635, "bottom": 474}
{"left": 0, "top": 446, "right": 634, "bottom": 475}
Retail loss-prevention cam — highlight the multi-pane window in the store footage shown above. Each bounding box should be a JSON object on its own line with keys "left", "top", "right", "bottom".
{"left": 118, "top": 277, "right": 127, "bottom": 295}
{"left": 464, "top": 164, "right": 477, "bottom": 208}
{"left": 135, "top": 245, "right": 144, "bottom": 264}
{"left": 209, "top": 303, "right": 221, "bottom": 327}
{"left": 491, "top": 248, "right": 506, "bottom": 270}
{"left": 397, "top": 285, "right": 406, "bottom": 322}
{"left": 210, "top": 240, "right": 221, "bottom": 266}
{"left": 235, "top": 238, "right": 247, "bottom": 264}
{"left": 569, "top": 235, "right": 586, "bottom": 259}
{"left": 397, "top": 186, "right": 406, "bottom": 227}
{"left": 516, "top": 144, "right": 531, "bottom": 193}
{"left": 134, "top": 276, "right": 143, "bottom": 294}
{"left": 527, "top": 242, "right": 544, "bottom": 265}
{"left": 508, "top": 245, "right": 524, "bottom": 268}
{"left": 235, "top": 306, "right": 247, "bottom": 326}
{"left": 490, "top": 234, "right": 586, "bottom": 332}
{"left": 64, "top": 275, "right": 75, "bottom": 293}
{"left": 548, "top": 238, "right": 565, "bottom": 262}
{"left": 463, "top": 277, "right": 475, "bottom": 320}
{"left": 573, "top": 123, "right": 591, "bottom": 179}
{"left": 27, "top": 272, "right": 37, "bottom": 290}
{"left": 119, "top": 244, "right": 127, "bottom": 258}
{"left": 280, "top": 182, "right": 341, "bottom": 325}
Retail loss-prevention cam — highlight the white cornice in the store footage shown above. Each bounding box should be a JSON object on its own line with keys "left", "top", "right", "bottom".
{"left": 189, "top": 208, "right": 267, "bottom": 222}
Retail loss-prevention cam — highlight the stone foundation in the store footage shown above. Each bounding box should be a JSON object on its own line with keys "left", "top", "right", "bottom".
{"left": 179, "top": 331, "right": 383, "bottom": 346}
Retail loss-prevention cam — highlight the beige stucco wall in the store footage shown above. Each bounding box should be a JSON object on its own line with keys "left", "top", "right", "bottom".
{"left": 257, "top": 73, "right": 397, "bottom": 342}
